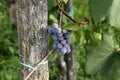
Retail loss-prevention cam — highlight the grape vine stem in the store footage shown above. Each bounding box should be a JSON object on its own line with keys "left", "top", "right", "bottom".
{"left": 55, "top": 0, "right": 91, "bottom": 25}
{"left": 59, "top": 10, "right": 63, "bottom": 28}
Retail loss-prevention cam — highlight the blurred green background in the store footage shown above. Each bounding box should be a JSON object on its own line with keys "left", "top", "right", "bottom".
{"left": 0, "top": 0, "right": 19, "bottom": 80}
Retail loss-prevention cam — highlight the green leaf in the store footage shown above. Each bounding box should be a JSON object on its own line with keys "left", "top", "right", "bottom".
{"left": 93, "top": 32, "right": 102, "bottom": 41}
{"left": 49, "top": 14, "right": 58, "bottom": 23}
{"left": 8, "top": 46, "right": 14, "bottom": 54}
{"left": 94, "top": 53, "right": 120, "bottom": 80}
{"left": 89, "top": 0, "right": 120, "bottom": 29}
{"left": 5, "top": 72, "right": 12, "bottom": 80}
{"left": 64, "top": 23, "right": 80, "bottom": 31}
{"left": 109, "top": 0, "right": 120, "bottom": 29}
{"left": 89, "top": 0, "right": 112, "bottom": 23}
{"left": 48, "top": 0, "right": 56, "bottom": 10}
{"left": 70, "top": 33, "right": 76, "bottom": 43}
{"left": 62, "top": 0, "right": 68, "bottom": 4}
{"left": 85, "top": 34, "right": 114, "bottom": 75}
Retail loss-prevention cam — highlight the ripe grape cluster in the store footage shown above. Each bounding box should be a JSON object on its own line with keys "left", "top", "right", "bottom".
{"left": 48, "top": 23, "right": 71, "bottom": 54}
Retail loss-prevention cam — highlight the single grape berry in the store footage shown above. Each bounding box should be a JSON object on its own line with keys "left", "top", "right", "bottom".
{"left": 60, "top": 47, "right": 67, "bottom": 54}
{"left": 48, "top": 27, "right": 53, "bottom": 34}
{"left": 51, "top": 34, "right": 58, "bottom": 40}
{"left": 52, "top": 28, "right": 57, "bottom": 34}
{"left": 54, "top": 40, "right": 59, "bottom": 44}
{"left": 64, "top": 44, "right": 69, "bottom": 48}
{"left": 52, "top": 23, "right": 58, "bottom": 28}
{"left": 65, "top": 38, "right": 70, "bottom": 44}
{"left": 61, "top": 40, "right": 66, "bottom": 45}
{"left": 56, "top": 28, "right": 62, "bottom": 33}
{"left": 58, "top": 36, "right": 64, "bottom": 40}
{"left": 57, "top": 43, "right": 63, "bottom": 49}
{"left": 57, "top": 33, "right": 63, "bottom": 37}
{"left": 64, "top": 30, "right": 71, "bottom": 38}
{"left": 67, "top": 47, "right": 71, "bottom": 53}
{"left": 64, "top": 44, "right": 71, "bottom": 53}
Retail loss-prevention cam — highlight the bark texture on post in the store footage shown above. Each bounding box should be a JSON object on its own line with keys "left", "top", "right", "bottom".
{"left": 17, "top": 0, "right": 48, "bottom": 80}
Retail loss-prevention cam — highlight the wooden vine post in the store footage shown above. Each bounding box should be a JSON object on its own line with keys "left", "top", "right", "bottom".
{"left": 17, "top": 0, "right": 48, "bottom": 80}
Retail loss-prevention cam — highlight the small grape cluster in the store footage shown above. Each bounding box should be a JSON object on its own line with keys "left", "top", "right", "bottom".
{"left": 48, "top": 23, "right": 71, "bottom": 54}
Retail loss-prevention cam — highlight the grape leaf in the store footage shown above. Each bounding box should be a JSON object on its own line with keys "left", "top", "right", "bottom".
{"left": 93, "top": 32, "right": 102, "bottom": 41}
{"left": 85, "top": 34, "right": 114, "bottom": 75}
{"left": 62, "top": 0, "right": 68, "bottom": 4}
{"left": 70, "top": 33, "right": 76, "bottom": 43}
{"left": 49, "top": 14, "right": 58, "bottom": 23}
{"left": 64, "top": 23, "right": 80, "bottom": 31}
{"left": 48, "top": 0, "right": 56, "bottom": 10}
{"left": 94, "top": 53, "right": 120, "bottom": 80}
{"left": 89, "top": 0, "right": 120, "bottom": 29}
{"left": 89, "top": 0, "right": 113, "bottom": 23}
{"left": 109, "top": 0, "right": 120, "bottom": 29}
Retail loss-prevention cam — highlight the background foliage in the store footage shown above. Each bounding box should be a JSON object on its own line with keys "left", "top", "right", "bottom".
{"left": 0, "top": 0, "right": 19, "bottom": 80}
{"left": 0, "top": 0, "right": 120, "bottom": 80}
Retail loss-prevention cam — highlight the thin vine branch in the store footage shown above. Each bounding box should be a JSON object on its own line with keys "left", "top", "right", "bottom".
{"left": 59, "top": 10, "right": 63, "bottom": 28}
{"left": 55, "top": 0, "right": 91, "bottom": 25}
{"left": 25, "top": 49, "right": 54, "bottom": 80}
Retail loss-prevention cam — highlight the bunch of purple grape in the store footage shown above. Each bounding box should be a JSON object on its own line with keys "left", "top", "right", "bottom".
{"left": 48, "top": 23, "right": 71, "bottom": 54}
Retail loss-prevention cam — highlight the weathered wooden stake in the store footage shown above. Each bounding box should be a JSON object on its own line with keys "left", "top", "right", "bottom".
{"left": 17, "top": 0, "right": 48, "bottom": 80}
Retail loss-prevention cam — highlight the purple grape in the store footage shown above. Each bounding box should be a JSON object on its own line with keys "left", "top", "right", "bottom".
{"left": 54, "top": 40, "right": 59, "bottom": 44}
{"left": 52, "top": 34, "right": 58, "bottom": 40}
{"left": 64, "top": 44, "right": 69, "bottom": 48}
{"left": 57, "top": 28, "right": 62, "bottom": 33}
{"left": 64, "top": 31, "right": 71, "bottom": 38}
{"left": 64, "top": 44, "right": 71, "bottom": 53}
{"left": 52, "top": 28, "right": 57, "bottom": 34}
{"left": 52, "top": 23, "right": 58, "bottom": 28}
{"left": 57, "top": 33, "right": 63, "bottom": 37}
{"left": 67, "top": 47, "right": 71, "bottom": 53}
{"left": 65, "top": 38, "right": 70, "bottom": 44}
{"left": 61, "top": 40, "right": 66, "bottom": 45}
{"left": 54, "top": 27, "right": 62, "bottom": 33}
{"left": 59, "top": 47, "right": 67, "bottom": 54}
{"left": 48, "top": 27, "right": 53, "bottom": 34}
{"left": 57, "top": 43, "right": 63, "bottom": 49}
{"left": 58, "top": 36, "right": 64, "bottom": 40}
